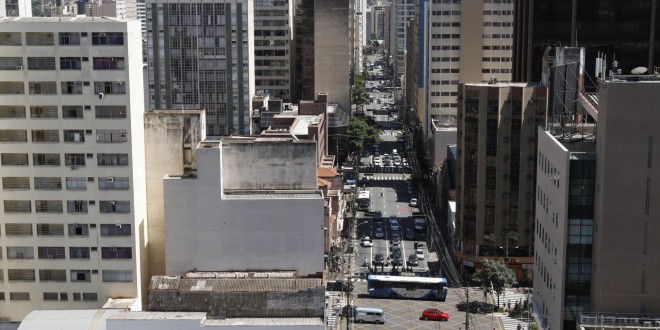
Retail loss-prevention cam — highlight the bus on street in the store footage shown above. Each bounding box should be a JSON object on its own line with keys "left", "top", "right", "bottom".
{"left": 367, "top": 275, "right": 448, "bottom": 301}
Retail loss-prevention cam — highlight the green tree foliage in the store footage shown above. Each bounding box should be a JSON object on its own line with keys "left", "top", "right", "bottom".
{"left": 346, "top": 114, "right": 381, "bottom": 155}
{"left": 472, "top": 259, "right": 518, "bottom": 306}
{"left": 351, "top": 75, "right": 372, "bottom": 110}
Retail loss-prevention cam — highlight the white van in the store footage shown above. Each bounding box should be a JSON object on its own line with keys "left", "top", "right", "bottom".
{"left": 392, "top": 149, "right": 398, "bottom": 156}
{"left": 354, "top": 307, "right": 386, "bottom": 324}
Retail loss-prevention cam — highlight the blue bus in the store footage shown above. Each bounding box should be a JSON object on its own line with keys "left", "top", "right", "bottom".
{"left": 367, "top": 275, "right": 448, "bottom": 301}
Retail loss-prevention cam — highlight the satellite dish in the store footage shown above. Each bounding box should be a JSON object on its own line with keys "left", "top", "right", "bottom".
{"left": 631, "top": 67, "right": 648, "bottom": 75}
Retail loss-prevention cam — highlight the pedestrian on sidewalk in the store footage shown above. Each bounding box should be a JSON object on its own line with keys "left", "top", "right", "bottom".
{"left": 517, "top": 323, "right": 522, "bottom": 330}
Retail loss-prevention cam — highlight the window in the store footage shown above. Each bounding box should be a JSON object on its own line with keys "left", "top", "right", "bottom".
{"left": 34, "top": 177, "right": 62, "bottom": 190}
{"left": 39, "top": 269, "right": 66, "bottom": 282}
{"left": 32, "top": 130, "right": 60, "bottom": 142}
{"left": 96, "top": 130, "right": 127, "bottom": 143}
{"left": 0, "top": 32, "right": 22, "bottom": 45}
{"left": 38, "top": 247, "right": 66, "bottom": 259}
{"left": 27, "top": 57, "right": 56, "bottom": 70}
{"left": 5, "top": 223, "right": 33, "bottom": 236}
{"left": 61, "top": 81, "right": 83, "bottom": 94}
{"left": 64, "top": 130, "right": 85, "bottom": 142}
{"left": 62, "top": 105, "right": 84, "bottom": 118}
{"left": 26, "top": 32, "right": 54, "bottom": 45}
{"left": 98, "top": 177, "right": 129, "bottom": 190}
{"left": 33, "top": 153, "right": 60, "bottom": 166}
{"left": 102, "top": 270, "right": 133, "bottom": 282}
{"left": 70, "top": 247, "right": 90, "bottom": 259}
{"left": 68, "top": 224, "right": 90, "bottom": 236}
{"left": 95, "top": 105, "right": 127, "bottom": 118}
{"left": 66, "top": 177, "right": 87, "bottom": 190}
{"left": 35, "top": 200, "right": 64, "bottom": 213}
{"left": 65, "top": 153, "right": 86, "bottom": 166}
{"left": 60, "top": 57, "right": 81, "bottom": 70}
{"left": 0, "top": 57, "right": 23, "bottom": 70}
{"left": 9, "top": 292, "right": 30, "bottom": 301}
{"left": 7, "top": 247, "right": 34, "bottom": 259}
{"left": 93, "top": 57, "right": 125, "bottom": 70}
{"left": 60, "top": 293, "right": 68, "bottom": 301}
{"left": 73, "top": 293, "right": 81, "bottom": 301}
{"left": 92, "top": 32, "right": 124, "bottom": 45}
{"left": 97, "top": 153, "right": 129, "bottom": 166}
{"left": 0, "top": 105, "right": 26, "bottom": 118}
{"left": 101, "top": 247, "right": 132, "bottom": 259}
{"left": 30, "top": 106, "right": 58, "bottom": 118}
{"left": 29, "top": 81, "right": 57, "bottom": 94}
{"left": 59, "top": 32, "right": 81, "bottom": 45}
{"left": 0, "top": 129, "right": 27, "bottom": 142}
{"left": 37, "top": 223, "right": 64, "bottom": 236}
{"left": 43, "top": 292, "right": 60, "bottom": 300}
{"left": 71, "top": 270, "right": 91, "bottom": 282}
{"left": 83, "top": 293, "right": 98, "bottom": 301}
{"left": 0, "top": 81, "right": 24, "bottom": 94}
{"left": 99, "top": 201, "right": 130, "bottom": 213}
{"left": 94, "top": 81, "right": 126, "bottom": 94}
{"left": 100, "top": 224, "right": 131, "bottom": 236}
{"left": 3, "top": 200, "right": 31, "bottom": 213}
{"left": 2, "top": 177, "right": 30, "bottom": 189}
{"left": 67, "top": 200, "right": 88, "bottom": 213}
{"left": 1, "top": 153, "right": 28, "bottom": 165}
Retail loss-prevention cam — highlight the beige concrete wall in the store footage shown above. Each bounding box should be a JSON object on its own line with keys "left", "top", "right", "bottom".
{"left": 458, "top": 0, "right": 484, "bottom": 83}
{"left": 592, "top": 81, "right": 660, "bottom": 313}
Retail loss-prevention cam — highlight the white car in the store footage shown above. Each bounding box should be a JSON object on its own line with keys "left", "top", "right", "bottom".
{"left": 373, "top": 156, "right": 382, "bottom": 167}
{"left": 361, "top": 237, "right": 374, "bottom": 247}
{"left": 415, "top": 249, "right": 425, "bottom": 260}
{"left": 409, "top": 198, "right": 418, "bottom": 207}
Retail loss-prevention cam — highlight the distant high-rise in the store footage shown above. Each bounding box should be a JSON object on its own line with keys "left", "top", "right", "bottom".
{"left": 1, "top": 0, "right": 32, "bottom": 17}
{"left": 513, "top": 0, "right": 660, "bottom": 83}
{"left": 146, "top": 0, "right": 253, "bottom": 136}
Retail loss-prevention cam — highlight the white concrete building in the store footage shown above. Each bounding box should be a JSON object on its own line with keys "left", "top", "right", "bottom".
{"left": 390, "top": 0, "right": 415, "bottom": 80}
{"left": 0, "top": 17, "right": 146, "bottom": 321}
{"left": 0, "top": 0, "right": 32, "bottom": 17}
{"left": 163, "top": 138, "right": 325, "bottom": 276}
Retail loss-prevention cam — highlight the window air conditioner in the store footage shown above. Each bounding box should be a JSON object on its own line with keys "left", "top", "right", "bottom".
{"left": 115, "top": 224, "right": 122, "bottom": 228}
{"left": 16, "top": 65, "right": 22, "bottom": 70}
{"left": 109, "top": 201, "right": 116, "bottom": 205}
{"left": 98, "top": 93, "right": 104, "bottom": 99}
{"left": 106, "top": 177, "right": 114, "bottom": 182}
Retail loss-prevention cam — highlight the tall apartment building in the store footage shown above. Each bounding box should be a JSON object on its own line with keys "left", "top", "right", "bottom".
{"left": 253, "top": 0, "right": 293, "bottom": 103}
{"left": 390, "top": 0, "right": 415, "bottom": 80}
{"left": 513, "top": 0, "right": 660, "bottom": 83}
{"left": 0, "top": 0, "right": 31, "bottom": 17}
{"left": 535, "top": 76, "right": 660, "bottom": 330}
{"left": 146, "top": 0, "right": 254, "bottom": 136}
{"left": 406, "top": 0, "right": 514, "bottom": 136}
{"left": 455, "top": 82, "right": 546, "bottom": 283}
{"left": 0, "top": 17, "right": 146, "bottom": 321}
{"left": 371, "top": 4, "right": 390, "bottom": 43}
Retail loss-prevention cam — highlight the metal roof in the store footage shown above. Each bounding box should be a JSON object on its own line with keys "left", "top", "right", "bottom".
{"left": 202, "top": 318, "right": 324, "bottom": 326}
{"left": 149, "top": 276, "right": 322, "bottom": 292}
{"left": 18, "top": 309, "right": 121, "bottom": 330}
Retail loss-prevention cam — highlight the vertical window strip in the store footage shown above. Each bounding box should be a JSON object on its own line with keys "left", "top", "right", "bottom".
{"left": 643, "top": 222, "right": 649, "bottom": 256}
{"left": 645, "top": 178, "right": 651, "bottom": 215}
{"left": 648, "top": 137, "right": 654, "bottom": 169}
{"left": 641, "top": 261, "right": 647, "bottom": 294}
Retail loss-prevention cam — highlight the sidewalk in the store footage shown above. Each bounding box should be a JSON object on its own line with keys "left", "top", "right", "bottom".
{"left": 494, "top": 289, "right": 533, "bottom": 330}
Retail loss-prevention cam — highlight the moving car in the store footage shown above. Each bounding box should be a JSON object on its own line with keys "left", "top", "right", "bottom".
{"left": 389, "top": 242, "right": 400, "bottom": 252}
{"left": 409, "top": 198, "right": 418, "bottom": 207}
{"left": 390, "top": 232, "right": 401, "bottom": 243}
{"left": 372, "top": 253, "right": 389, "bottom": 266}
{"left": 392, "top": 254, "right": 404, "bottom": 266}
{"left": 375, "top": 227, "right": 384, "bottom": 238}
{"left": 405, "top": 227, "right": 416, "bottom": 240}
{"left": 374, "top": 210, "right": 383, "bottom": 221}
{"left": 361, "top": 237, "right": 374, "bottom": 247}
{"left": 390, "top": 219, "right": 400, "bottom": 232}
{"left": 354, "top": 307, "right": 386, "bottom": 324}
{"left": 420, "top": 308, "right": 449, "bottom": 321}
{"left": 373, "top": 156, "right": 382, "bottom": 167}
{"left": 415, "top": 249, "right": 425, "bottom": 260}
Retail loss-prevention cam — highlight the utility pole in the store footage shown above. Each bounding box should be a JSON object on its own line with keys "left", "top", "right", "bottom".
{"left": 345, "top": 150, "right": 360, "bottom": 330}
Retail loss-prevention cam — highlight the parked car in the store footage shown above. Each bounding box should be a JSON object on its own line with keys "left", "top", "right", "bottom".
{"left": 392, "top": 254, "right": 404, "bottom": 266}
{"left": 361, "top": 237, "right": 374, "bottom": 247}
{"left": 372, "top": 156, "right": 381, "bottom": 166}
{"left": 390, "top": 218, "right": 400, "bottom": 232}
{"left": 420, "top": 308, "right": 449, "bottom": 321}
{"left": 415, "top": 249, "right": 425, "bottom": 260}
{"left": 409, "top": 198, "right": 418, "bottom": 207}
{"left": 405, "top": 227, "right": 416, "bottom": 240}
{"left": 389, "top": 241, "right": 400, "bottom": 252}
{"left": 374, "top": 210, "right": 383, "bottom": 221}
{"left": 372, "top": 253, "right": 389, "bottom": 266}
{"left": 407, "top": 254, "right": 419, "bottom": 266}
{"left": 391, "top": 232, "right": 401, "bottom": 243}
{"left": 375, "top": 227, "right": 384, "bottom": 238}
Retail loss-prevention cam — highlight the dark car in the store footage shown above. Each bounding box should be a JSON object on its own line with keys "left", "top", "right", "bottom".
{"left": 374, "top": 210, "right": 383, "bottom": 221}
{"left": 372, "top": 253, "right": 389, "bottom": 266}
{"left": 407, "top": 254, "right": 419, "bottom": 266}
{"left": 405, "top": 228, "right": 416, "bottom": 240}
{"left": 327, "top": 280, "right": 353, "bottom": 292}
{"left": 392, "top": 254, "right": 404, "bottom": 266}
{"left": 391, "top": 232, "right": 401, "bottom": 243}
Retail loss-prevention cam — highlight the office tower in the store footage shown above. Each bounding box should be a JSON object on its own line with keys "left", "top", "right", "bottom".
{"left": 513, "top": 0, "right": 660, "bottom": 83}
{"left": 253, "top": 0, "right": 293, "bottom": 103}
{"left": 293, "top": 0, "right": 314, "bottom": 103}
{"left": 371, "top": 3, "right": 390, "bottom": 44}
{"left": 0, "top": 17, "right": 146, "bottom": 321}
{"left": 314, "top": 0, "right": 352, "bottom": 114}
{"left": 535, "top": 74, "right": 660, "bottom": 330}
{"left": 146, "top": 0, "right": 253, "bottom": 136}
{"left": 455, "top": 82, "right": 546, "bottom": 282}
{"left": 390, "top": 0, "right": 416, "bottom": 80}
{"left": 406, "top": 0, "right": 514, "bottom": 135}
{"left": 1, "top": 0, "right": 31, "bottom": 16}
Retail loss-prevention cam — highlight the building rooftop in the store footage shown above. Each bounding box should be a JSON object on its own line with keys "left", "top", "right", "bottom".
{"left": 0, "top": 16, "right": 125, "bottom": 23}
{"left": 203, "top": 318, "right": 324, "bottom": 326}
{"left": 184, "top": 271, "right": 298, "bottom": 278}
{"left": 108, "top": 311, "right": 207, "bottom": 321}
{"left": 465, "top": 81, "right": 541, "bottom": 87}
{"left": 18, "top": 309, "right": 121, "bottom": 330}
{"left": 149, "top": 276, "right": 322, "bottom": 292}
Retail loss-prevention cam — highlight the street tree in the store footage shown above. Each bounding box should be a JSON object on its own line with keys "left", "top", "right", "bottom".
{"left": 351, "top": 74, "right": 371, "bottom": 111}
{"left": 472, "top": 259, "right": 518, "bottom": 306}
{"left": 346, "top": 114, "right": 381, "bottom": 157}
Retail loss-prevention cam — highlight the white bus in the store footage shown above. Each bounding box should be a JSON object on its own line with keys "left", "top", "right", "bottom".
{"left": 367, "top": 275, "right": 448, "bottom": 301}
{"left": 357, "top": 190, "right": 371, "bottom": 211}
